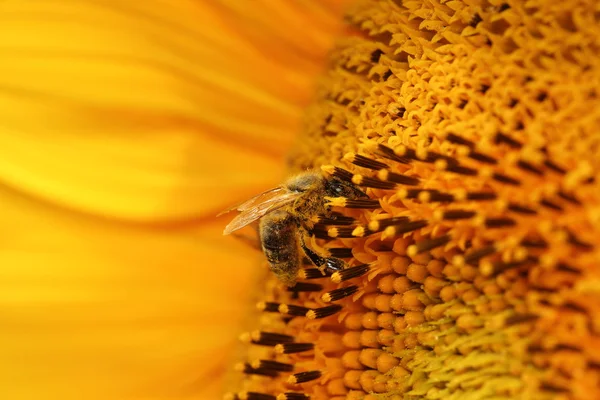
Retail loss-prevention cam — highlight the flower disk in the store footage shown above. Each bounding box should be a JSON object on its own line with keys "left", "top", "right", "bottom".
{"left": 227, "top": 1, "right": 600, "bottom": 399}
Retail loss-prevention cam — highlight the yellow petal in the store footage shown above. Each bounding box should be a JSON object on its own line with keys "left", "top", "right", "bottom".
{"left": 0, "top": 1, "right": 346, "bottom": 221}
{"left": 0, "top": 183, "right": 264, "bottom": 399}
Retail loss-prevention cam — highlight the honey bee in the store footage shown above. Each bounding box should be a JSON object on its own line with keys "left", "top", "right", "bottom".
{"left": 221, "top": 171, "right": 367, "bottom": 286}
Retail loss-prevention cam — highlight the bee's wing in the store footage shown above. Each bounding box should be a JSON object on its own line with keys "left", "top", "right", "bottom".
{"left": 217, "top": 186, "right": 284, "bottom": 217}
{"left": 222, "top": 189, "right": 299, "bottom": 235}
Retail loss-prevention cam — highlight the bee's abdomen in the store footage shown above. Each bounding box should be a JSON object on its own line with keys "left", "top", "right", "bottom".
{"left": 259, "top": 211, "right": 300, "bottom": 286}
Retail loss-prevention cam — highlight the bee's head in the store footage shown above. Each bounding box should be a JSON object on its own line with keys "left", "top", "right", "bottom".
{"left": 323, "top": 176, "right": 368, "bottom": 199}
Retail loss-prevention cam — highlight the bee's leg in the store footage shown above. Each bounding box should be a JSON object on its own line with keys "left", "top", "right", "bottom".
{"left": 298, "top": 234, "right": 345, "bottom": 272}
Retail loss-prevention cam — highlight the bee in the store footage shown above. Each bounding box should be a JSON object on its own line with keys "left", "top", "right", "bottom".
{"left": 221, "top": 171, "right": 367, "bottom": 286}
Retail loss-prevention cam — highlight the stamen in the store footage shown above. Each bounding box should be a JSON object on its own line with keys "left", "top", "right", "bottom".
{"left": 257, "top": 302, "right": 281, "bottom": 313}
{"left": 383, "top": 220, "right": 428, "bottom": 237}
{"left": 351, "top": 174, "right": 396, "bottom": 189}
{"left": 241, "top": 392, "right": 277, "bottom": 400}
{"left": 367, "top": 216, "right": 410, "bottom": 232}
{"left": 306, "top": 304, "right": 343, "bottom": 319}
{"left": 299, "top": 268, "right": 331, "bottom": 280}
{"left": 507, "top": 203, "right": 537, "bottom": 215}
{"left": 433, "top": 209, "right": 476, "bottom": 220}
{"left": 455, "top": 245, "right": 497, "bottom": 266}
{"left": 331, "top": 264, "right": 371, "bottom": 283}
{"left": 275, "top": 343, "right": 314, "bottom": 354}
{"left": 407, "top": 234, "right": 452, "bottom": 256}
{"left": 377, "top": 169, "right": 420, "bottom": 186}
{"left": 504, "top": 313, "right": 538, "bottom": 326}
{"left": 327, "top": 247, "right": 354, "bottom": 258}
{"left": 246, "top": 331, "right": 294, "bottom": 346}
{"left": 491, "top": 172, "right": 521, "bottom": 186}
{"left": 376, "top": 144, "right": 410, "bottom": 164}
{"left": 321, "top": 286, "right": 360, "bottom": 302}
{"left": 278, "top": 304, "right": 311, "bottom": 317}
{"left": 516, "top": 160, "right": 544, "bottom": 176}
{"left": 329, "top": 198, "right": 380, "bottom": 209}
{"left": 251, "top": 360, "right": 294, "bottom": 372}
{"left": 539, "top": 199, "right": 563, "bottom": 212}
{"left": 276, "top": 393, "right": 310, "bottom": 400}
{"left": 288, "top": 371, "right": 322, "bottom": 384}
{"left": 344, "top": 153, "right": 389, "bottom": 170}
{"left": 287, "top": 282, "right": 324, "bottom": 292}
{"left": 466, "top": 191, "right": 497, "bottom": 201}
{"left": 445, "top": 133, "right": 474, "bottom": 147}
{"left": 484, "top": 217, "right": 517, "bottom": 228}
{"left": 494, "top": 132, "right": 523, "bottom": 148}
{"left": 236, "top": 363, "right": 280, "bottom": 377}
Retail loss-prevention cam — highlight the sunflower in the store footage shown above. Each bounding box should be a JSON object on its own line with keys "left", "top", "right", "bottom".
{"left": 2, "top": 1, "right": 599, "bottom": 400}
{"left": 0, "top": 1, "right": 346, "bottom": 399}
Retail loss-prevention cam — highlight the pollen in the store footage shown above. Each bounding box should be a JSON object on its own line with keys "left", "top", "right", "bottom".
{"left": 226, "top": 1, "right": 600, "bottom": 399}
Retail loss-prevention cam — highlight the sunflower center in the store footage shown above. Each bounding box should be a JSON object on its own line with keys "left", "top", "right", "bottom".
{"left": 226, "top": 1, "right": 600, "bottom": 399}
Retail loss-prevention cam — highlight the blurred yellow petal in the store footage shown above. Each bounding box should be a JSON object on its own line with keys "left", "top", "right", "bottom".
{"left": 0, "top": 183, "right": 261, "bottom": 399}
{"left": 0, "top": 0, "right": 346, "bottom": 221}
{"left": 0, "top": 1, "right": 349, "bottom": 400}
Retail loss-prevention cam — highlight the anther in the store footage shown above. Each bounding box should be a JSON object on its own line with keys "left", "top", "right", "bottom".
{"left": 367, "top": 216, "right": 410, "bottom": 232}
{"left": 328, "top": 247, "right": 354, "bottom": 258}
{"left": 504, "top": 313, "right": 538, "bottom": 326}
{"left": 327, "top": 226, "right": 367, "bottom": 238}
{"left": 351, "top": 174, "right": 397, "bottom": 189}
{"left": 288, "top": 370, "right": 322, "bottom": 384}
{"left": 321, "top": 285, "right": 360, "bottom": 302}
{"left": 516, "top": 160, "right": 544, "bottom": 176}
{"left": 335, "top": 198, "right": 381, "bottom": 209}
{"left": 328, "top": 166, "right": 353, "bottom": 181}
{"left": 275, "top": 342, "right": 314, "bottom": 354}
{"left": 299, "top": 268, "right": 330, "bottom": 280}
{"left": 246, "top": 331, "right": 294, "bottom": 346}
{"left": 377, "top": 169, "right": 420, "bottom": 185}
{"left": 539, "top": 199, "right": 563, "bottom": 212}
{"left": 484, "top": 217, "right": 517, "bottom": 228}
{"left": 251, "top": 360, "right": 294, "bottom": 373}
{"left": 236, "top": 363, "right": 280, "bottom": 378}
{"left": 468, "top": 151, "right": 498, "bottom": 164}
{"left": 557, "top": 190, "right": 581, "bottom": 205}
{"left": 278, "top": 304, "right": 311, "bottom": 317}
{"left": 234, "top": 392, "right": 277, "bottom": 400}
{"left": 479, "top": 260, "right": 527, "bottom": 276}
{"left": 492, "top": 172, "right": 521, "bottom": 186}
{"left": 407, "top": 234, "right": 452, "bottom": 256}
{"left": 462, "top": 245, "right": 497, "bottom": 265}
{"left": 287, "top": 282, "right": 324, "bottom": 292}
{"left": 385, "top": 220, "right": 428, "bottom": 236}
{"left": 257, "top": 302, "right": 281, "bottom": 313}
{"left": 507, "top": 203, "right": 537, "bottom": 215}
{"left": 445, "top": 133, "right": 474, "bottom": 147}
{"left": 544, "top": 159, "right": 567, "bottom": 174}
{"left": 436, "top": 160, "right": 477, "bottom": 176}
{"left": 306, "top": 304, "right": 343, "bottom": 319}
{"left": 376, "top": 144, "right": 410, "bottom": 164}
{"left": 494, "top": 132, "right": 523, "bottom": 148}
{"left": 466, "top": 191, "right": 497, "bottom": 201}
{"left": 345, "top": 153, "right": 389, "bottom": 170}
{"left": 520, "top": 238, "right": 548, "bottom": 248}
{"left": 331, "top": 264, "right": 371, "bottom": 283}
{"left": 277, "top": 394, "right": 310, "bottom": 400}
{"left": 434, "top": 209, "right": 476, "bottom": 220}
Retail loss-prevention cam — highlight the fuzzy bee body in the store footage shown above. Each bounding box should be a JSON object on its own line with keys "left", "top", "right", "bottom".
{"left": 221, "top": 171, "right": 367, "bottom": 286}
{"left": 259, "top": 210, "right": 299, "bottom": 287}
